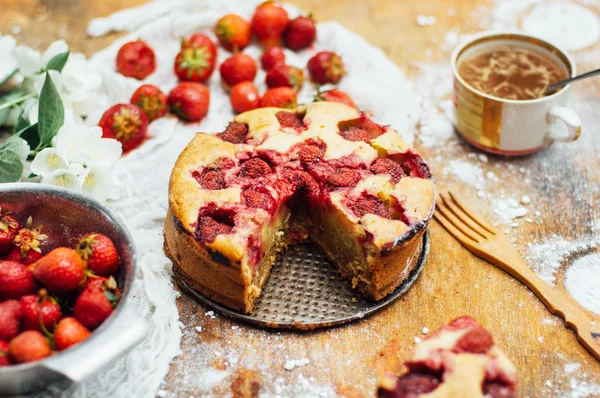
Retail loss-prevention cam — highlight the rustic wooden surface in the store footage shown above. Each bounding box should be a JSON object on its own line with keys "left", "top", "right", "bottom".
{"left": 3, "top": 0, "right": 600, "bottom": 397}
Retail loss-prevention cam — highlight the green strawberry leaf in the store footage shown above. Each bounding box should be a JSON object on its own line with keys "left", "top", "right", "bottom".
{"left": 37, "top": 72, "right": 64, "bottom": 149}
{"left": 0, "top": 135, "right": 26, "bottom": 183}
{"left": 46, "top": 51, "right": 71, "bottom": 73}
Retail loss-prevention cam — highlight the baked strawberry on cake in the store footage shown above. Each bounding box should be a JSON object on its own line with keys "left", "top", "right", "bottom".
{"left": 378, "top": 316, "right": 518, "bottom": 398}
{"left": 164, "top": 102, "right": 435, "bottom": 313}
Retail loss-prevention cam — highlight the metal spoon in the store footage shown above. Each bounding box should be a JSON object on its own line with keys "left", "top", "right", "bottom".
{"left": 545, "top": 67, "right": 600, "bottom": 94}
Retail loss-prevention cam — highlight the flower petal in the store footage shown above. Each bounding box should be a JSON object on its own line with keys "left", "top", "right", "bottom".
{"left": 14, "top": 45, "right": 43, "bottom": 77}
{"left": 30, "top": 148, "right": 69, "bottom": 177}
{"left": 42, "top": 40, "right": 69, "bottom": 66}
{"left": 80, "top": 164, "right": 114, "bottom": 201}
{"left": 41, "top": 169, "right": 81, "bottom": 191}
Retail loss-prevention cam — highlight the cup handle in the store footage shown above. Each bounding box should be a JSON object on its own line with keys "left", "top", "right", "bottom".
{"left": 546, "top": 105, "right": 582, "bottom": 143}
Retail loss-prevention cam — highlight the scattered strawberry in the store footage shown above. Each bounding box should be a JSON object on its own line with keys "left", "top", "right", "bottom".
{"left": 370, "top": 158, "right": 405, "bottom": 184}
{"left": 20, "top": 291, "right": 61, "bottom": 332}
{"left": 99, "top": 104, "right": 149, "bottom": 153}
{"left": 75, "top": 233, "right": 119, "bottom": 277}
{"left": 0, "top": 340, "right": 13, "bottom": 366}
{"left": 297, "top": 140, "right": 325, "bottom": 162}
{"left": 54, "top": 317, "right": 91, "bottom": 351}
{"left": 455, "top": 326, "right": 494, "bottom": 354}
{"left": 349, "top": 195, "right": 389, "bottom": 218}
{"left": 230, "top": 82, "right": 260, "bottom": 114}
{"left": 251, "top": 1, "right": 290, "bottom": 48}
{"left": 260, "top": 46, "right": 286, "bottom": 70}
{"left": 0, "top": 300, "right": 22, "bottom": 341}
{"left": 9, "top": 330, "right": 50, "bottom": 364}
{"left": 315, "top": 89, "right": 357, "bottom": 108}
{"left": 217, "top": 122, "right": 249, "bottom": 144}
{"left": 193, "top": 168, "right": 226, "bottom": 190}
{"left": 0, "top": 211, "right": 19, "bottom": 255}
{"left": 215, "top": 14, "right": 251, "bottom": 52}
{"left": 326, "top": 169, "right": 361, "bottom": 187}
{"left": 265, "top": 64, "right": 304, "bottom": 91}
{"left": 239, "top": 158, "right": 272, "bottom": 178}
{"left": 116, "top": 40, "right": 156, "bottom": 80}
{"left": 276, "top": 111, "right": 303, "bottom": 129}
{"left": 284, "top": 15, "right": 316, "bottom": 51}
{"left": 130, "top": 84, "right": 168, "bottom": 122}
{"left": 307, "top": 51, "right": 346, "bottom": 84}
{"left": 0, "top": 261, "right": 36, "bottom": 300}
{"left": 175, "top": 34, "right": 218, "bottom": 83}
{"left": 259, "top": 87, "right": 297, "bottom": 108}
{"left": 196, "top": 216, "right": 233, "bottom": 243}
{"left": 168, "top": 82, "right": 210, "bottom": 122}
{"left": 74, "top": 278, "right": 119, "bottom": 330}
{"left": 220, "top": 53, "right": 258, "bottom": 88}
{"left": 31, "top": 247, "right": 85, "bottom": 294}
{"left": 242, "top": 188, "right": 275, "bottom": 211}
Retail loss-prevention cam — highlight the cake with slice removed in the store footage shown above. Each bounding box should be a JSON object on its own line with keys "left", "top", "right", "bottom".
{"left": 164, "top": 102, "right": 435, "bottom": 313}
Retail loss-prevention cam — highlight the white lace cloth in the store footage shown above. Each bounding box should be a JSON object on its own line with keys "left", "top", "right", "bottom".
{"left": 38, "top": 0, "right": 421, "bottom": 396}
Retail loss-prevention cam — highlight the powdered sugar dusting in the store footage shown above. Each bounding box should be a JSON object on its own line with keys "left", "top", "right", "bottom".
{"left": 564, "top": 253, "right": 600, "bottom": 314}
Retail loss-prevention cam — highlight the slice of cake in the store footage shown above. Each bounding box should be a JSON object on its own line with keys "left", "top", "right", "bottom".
{"left": 377, "top": 316, "right": 518, "bottom": 398}
{"left": 164, "top": 102, "right": 435, "bottom": 313}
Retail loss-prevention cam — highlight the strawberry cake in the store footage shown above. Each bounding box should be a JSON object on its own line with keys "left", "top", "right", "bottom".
{"left": 164, "top": 102, "right": 435, "bottom": 313}
{"left": 378, "top": 316, "right": 518, "bottom": 398}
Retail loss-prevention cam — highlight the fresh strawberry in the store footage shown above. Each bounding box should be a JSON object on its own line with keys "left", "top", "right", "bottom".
{"left": 215, "top": 14, "right": 251, "bottom": 52}
{"left": 168, "top": 82, "right": 210, "bottom": 122}
{"left": 217, "top": 122, "right": 249, "bottom": 144}
{"left": 0, "top": 300, "right": 22, "bottom": 341}
{"left": 0, "top": 211, "right": 19, "bottom": 255}
{"left": 315, "top": 89, "right": 357, "bottom": 108}
{"left": 0, "top": 261, "right": 36, "bottom": 300}
{"left": 251, "top": 1, "right": 290, "bottom": 48}
{"left": 370, "top": 158, "right": 405, "bottom": 184}
{"left": 455, "top": 326, "right": 494, "bottom": 354}
{"left": 130, "top": 84, "right": 168, "bottom": 122}
{"left": 54, "top": 317, "right": 91, "bottom": 351}
{"left": 31, "top": 247, "right": 85, "bottom": 294}
{"left": 99, "top": 104, "right": 149, "bottom": 153}
{"left": 7, "top": 217, "right": 47, "bottom": 266}
{"left": 20, "top": 291, "right": 62, "bottom": 332}
{"left": 239, "top": 158, "right": 272, "bottom": 178}
{"left": 265, "top": 64, "right": 304, "bottom": 91}
{"left": 83, "top": 276, "right": 121, "bottom": 296}
{"left": 75, "top": 233, "right": 119, "bottom": 277}
{"left": 9, "top": 330, "right": 50, "bottom": 364}
{"left": 220, "top": 53, "right": 258, "bottom": 88}
{"left": 74, "top": 278, "right": 119, "bottom": 330}
{"left": 174, "top": 34, "right": 217, "bottom": 83}
{"left": 0, "top": 340, "right": 13, "bottom": 366}
{"left": 116, "top": 40, "right": 156, "bottom": 80}
{"left": 230, "top": 82, "right": 260, "bottom": 114}
{"left": 325, "top": 169, "right": 361, "bottom": 187}
{"left": 259, "top": 87, "right": 297, "bottom": 108}
{"left": 307, "top": 51, "right": 346, "bottom": 85}
{"left": 349, "top": 195, "right": 389, "bottom": 218}
{"left": 284, "top": 15, "right": 316, "bottom": 51}
{"left": 260, "top": 46, "right": 286, "bottom": 70}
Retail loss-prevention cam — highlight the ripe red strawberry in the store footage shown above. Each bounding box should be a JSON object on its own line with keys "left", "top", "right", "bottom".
{"left": 175, "top": 34, "right": 217, "bottom": 83}
{"left": 402, "top": 152, "right": 432, "bottom": 179}
{"left": 297, "top": 141, "right": 325, "bottom": 162}
{"left": 0, "top": 212, "right": 19, "bottom": 255}
{"left": 168, "top": 82, "right": 210, "bottom": 122}
{"left": 0, "top": 340, "right": 13, "bottom": 366}
{"left": 74, "top": 280, "right": 119, "bottom": 330}
{"left": 116, "top": 40, "right": 156, "bottom": 80}
{"left": 196, "top": 216, "right": 233, "bottom": 243}
{"left": 130, "top": 84, "right": 168, "bottom": 122}
{"left": 75, "top": 233, "right": 119, "bottom": 277}
{"left": 83, "top": 276, "right": 121, "bottom": 296}
{"left": 370, "top": 158, "right": 405, "bottom": 184}
{"left": 0, "top": 261, "right": 36, "bottom": 300}
{"left": 242, "top": 188, "right": 275, "bottom": 211}
{"left": 284, "top": 15, "right": 316, "bottom": 51}
{"left": 7, "top": 217, "right": 47, "bottom": 266}
{"left": 31, "top": 247, "right": 85, "bottom": 294}
{"left": 455, "top": 326, "right": 494, "bottom": 354}
{"left": 326, "top": 169, "right": 361, "bottom": 187}
{"left": 20, "top": 292, "right": 61, "bottom": 332}
{"left": 251, "top": 1, "right": 290, "bottom": 48}
{"left": 265, "top": 64, "right": 304, "bottom": 91}
{"left": 54, "top": 317, "right": 91, "bottom": 351}
{"left": 307, "top": 51, "right": 346, "bottom": 85}
{"left": 193, "top": 168, "right": 226, "bottom": 190}
{"left": 239, "top": 158, "right": 272, "bottom": 178}
{"left": 0, "top": 300, "right": 22, "bottom": 341}
{"left": 217, "top": 122, "right": 249, "bottom": 144}
{"left": 349, "top": 195, "right": 389, "bottom": 218}
{"left": 315, "top": 89, "right": 357, "bottom": 108}
{"left": 215, "top": 14, "right": 251, "bottom": 52}
{"left": 260, "top": 87, "right": 297, "bottom": 108}
{"left": 99, "top": 104, "right": 149, "bottom": 153}
{"left": 339, "top": 126, "right": 371, "bottom": 142}
{"left": 9, "top": 330, "right": 50, "bottom": 363}
{"left": 220, "top": 53, "right": 258, "bottom": 88}
{"left": 281, "top": 169, "right": 319, "bottom": 198}
{"left": 260, "top": 46, "right": 286, "bottom": 70}
{"left": 230, "top": 82, "right": 260, "bottom": 114}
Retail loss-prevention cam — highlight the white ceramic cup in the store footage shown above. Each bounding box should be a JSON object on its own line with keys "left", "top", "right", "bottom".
{"left": 451, "top": 32, "right": 582, "bottom": 156}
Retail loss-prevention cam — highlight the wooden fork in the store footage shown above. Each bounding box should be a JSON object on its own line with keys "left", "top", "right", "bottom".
{"left": 434, "top": 191, "right": 600, "bottom": 361}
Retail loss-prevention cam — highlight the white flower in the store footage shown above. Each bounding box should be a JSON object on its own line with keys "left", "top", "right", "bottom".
{"left": 30, "top": 148, "right": 69, "bottom": 177}
{"left": 41, "top": 168, "right": 81, "bottom": 191}
{"left": 79, "top": 164, "right": 114, "bottom": 201}
{"left": 0, "top": 35, "right": 17, "bottom": 84}
{"left": 19, "top": 140, "right": 30, "bottom": 163}
{"left": 14, "top": 40, "right": 68, "bottom": 78}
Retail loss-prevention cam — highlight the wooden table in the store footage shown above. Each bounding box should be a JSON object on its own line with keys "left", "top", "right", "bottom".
{"left": 4, "top": 0, "right": 600, "bottom": 396}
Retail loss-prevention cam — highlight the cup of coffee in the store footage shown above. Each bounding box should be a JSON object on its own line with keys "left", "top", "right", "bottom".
{"left": 451, "top": 32, "right": 581, "bottom": 155}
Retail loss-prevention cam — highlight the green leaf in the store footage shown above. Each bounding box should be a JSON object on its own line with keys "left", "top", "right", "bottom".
{"left": 37, "top": 72, "right": 64, "bottom": 149}
{"left": 0, "top": 89, "right": 25, "bottom": 126}
{"left": 19, "top": 123, "right": 40, "bottom": 151}
{"left": 13, "top": 107, "right": 30, "bottom": 134}
{"left": 0, "top": 69, "right": 18, "bottom": 87}
{"left": 46, "top": 51, "right": 71, "bottom": 73}
{"left": 0, "top": 136, "right": 26, "bottom": 183}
